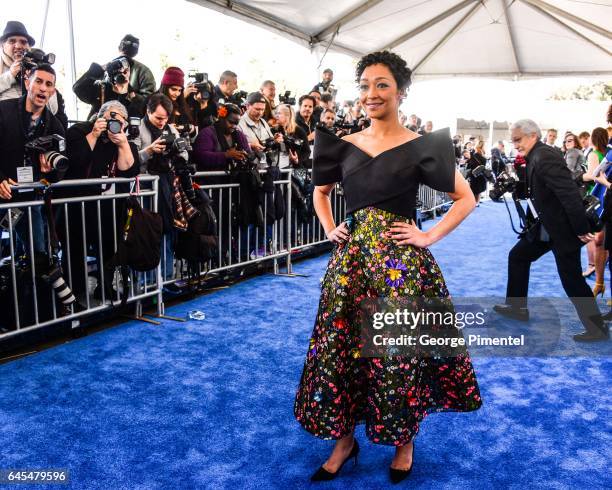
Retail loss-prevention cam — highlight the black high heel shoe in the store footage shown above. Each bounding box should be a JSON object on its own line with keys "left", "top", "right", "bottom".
{"left": 310, "top": 439, "right": 360, "bottom": 481}
{"left": 389, "top": 442, "right": 414, "bottom": 484}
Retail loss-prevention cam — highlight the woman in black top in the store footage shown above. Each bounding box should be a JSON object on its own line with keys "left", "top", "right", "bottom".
{"left": 273, "top": 104, "right": 310, "bottom": 168}
{"left": 466, "top": 140, "right": 488, "bottom": 203}
{"left": 294, "top": 51, "right": 482, "bottom": 483}
{"left": 61, "top": 100, "right": 139, "bottom": 300}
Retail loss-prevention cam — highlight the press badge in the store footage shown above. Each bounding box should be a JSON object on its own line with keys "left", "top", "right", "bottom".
{"left": 16, "top": 166, "right": 34, "bottom": 183}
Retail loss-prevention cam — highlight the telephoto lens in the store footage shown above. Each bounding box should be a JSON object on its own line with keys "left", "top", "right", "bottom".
{"left": 42, "top": 264, "right": 76, "bottom": 306}
{"left": 44, "top": 151, "right": 69, "bottom": 172}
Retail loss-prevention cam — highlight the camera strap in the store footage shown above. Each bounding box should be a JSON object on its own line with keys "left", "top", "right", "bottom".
{"left": 43, "top": 188, "right": 61, "bottom": 256}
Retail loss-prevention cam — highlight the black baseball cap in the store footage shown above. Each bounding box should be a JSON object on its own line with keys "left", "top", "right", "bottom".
{"left": 247, "top": 92, "right": 266, "bottom": 105}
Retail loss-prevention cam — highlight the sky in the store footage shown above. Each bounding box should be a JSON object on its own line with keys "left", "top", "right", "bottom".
{"left": 2, "top": 0, "right": 609, "bottom": 146}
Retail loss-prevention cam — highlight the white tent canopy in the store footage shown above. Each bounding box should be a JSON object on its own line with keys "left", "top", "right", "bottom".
{"left": 187, "top": 0, "right": 612, "bottom": 79}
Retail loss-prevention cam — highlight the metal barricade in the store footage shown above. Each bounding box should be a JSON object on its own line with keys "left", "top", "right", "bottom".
{"left": 0, "top": 168, "right": 453, "bottom": 341}
{"left": 418, "top": 185, "right": 453, "bottom": 217}
{"left": 0, "top": 175, "right": 161, "bottom": 339}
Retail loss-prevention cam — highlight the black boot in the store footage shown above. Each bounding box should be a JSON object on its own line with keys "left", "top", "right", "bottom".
{"left": 573, "top": 314, "right": 610, "bottom": 342}
{"left": 493, "top": 304, "right": 529, "bottom": 322}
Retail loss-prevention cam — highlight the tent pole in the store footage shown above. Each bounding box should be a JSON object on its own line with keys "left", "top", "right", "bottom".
{"left": 40, "top": 0, "right": 51, "bottom": 49}
{"left": 519, "top": 0, "right": 611, "bottom": 57}
{"left": 66, "top": 0, "right": 79, "bottom": 120}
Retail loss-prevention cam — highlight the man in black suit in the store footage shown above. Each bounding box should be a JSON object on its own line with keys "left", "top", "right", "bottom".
{"left": 494, "top": 119, "right": 607, "bottom": 342}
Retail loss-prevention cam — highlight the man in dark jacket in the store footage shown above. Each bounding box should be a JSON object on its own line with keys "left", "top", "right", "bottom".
{"left": 118, "top": 34, "right": 156, "bottom": 98}
{"left": 0, "top": 64, "right": 65, "bottom": 253}
{"left": 73, "top": 57, "right": 145, "bottom": 119}
{"left": 494, "top": 119, "right": 606, "bottom": 342}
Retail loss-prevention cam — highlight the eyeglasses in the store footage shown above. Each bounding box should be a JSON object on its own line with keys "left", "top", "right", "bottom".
{"left": 564, "top": 139, "right": 574, "bottom": 144}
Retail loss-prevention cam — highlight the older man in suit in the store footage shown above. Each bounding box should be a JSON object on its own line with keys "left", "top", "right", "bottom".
{"left": 494, "top": 119, "right": 607, "bottom": 342}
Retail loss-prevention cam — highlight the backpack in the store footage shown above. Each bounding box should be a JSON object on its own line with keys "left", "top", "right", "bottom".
{"left": 107, "top": 195, "right": 163, "bottom": 304}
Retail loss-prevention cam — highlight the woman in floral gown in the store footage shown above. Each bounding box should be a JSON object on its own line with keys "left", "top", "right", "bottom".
{"left": 294, "top": 51, "right": 482, "bottom": 483}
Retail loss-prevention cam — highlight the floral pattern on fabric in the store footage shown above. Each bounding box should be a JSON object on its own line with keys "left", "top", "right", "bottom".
{"left": 294, "top": 207, "right": 482, "bottom": 446}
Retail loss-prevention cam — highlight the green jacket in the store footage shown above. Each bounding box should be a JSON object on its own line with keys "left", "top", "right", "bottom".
{"left": 129, "top": 59, "right": 156, "bottom": 98}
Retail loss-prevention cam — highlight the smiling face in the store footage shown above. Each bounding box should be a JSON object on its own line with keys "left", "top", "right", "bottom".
{"left": 358, "top": 63, "right": 402, "bottom": 121}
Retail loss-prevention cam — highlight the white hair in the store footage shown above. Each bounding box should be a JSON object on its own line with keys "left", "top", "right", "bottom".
{"left": 97, "top": 100, "right": 128, "bottom": 120}
{"left": 511, "top": 119, "right": 541, "bottom": 139}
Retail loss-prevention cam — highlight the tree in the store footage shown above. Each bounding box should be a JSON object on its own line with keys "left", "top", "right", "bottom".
{"left": 548, "top": 81, "right": 612, "bottom": 101}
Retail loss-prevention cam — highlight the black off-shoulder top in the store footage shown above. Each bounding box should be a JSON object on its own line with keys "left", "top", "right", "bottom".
{"left": 312, "top": 127, "right": 456, "bottom": 218}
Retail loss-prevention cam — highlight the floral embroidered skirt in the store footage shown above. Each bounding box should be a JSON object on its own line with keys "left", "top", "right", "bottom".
{"left": 294, "top": 207, "right": 482, "bottom": 446}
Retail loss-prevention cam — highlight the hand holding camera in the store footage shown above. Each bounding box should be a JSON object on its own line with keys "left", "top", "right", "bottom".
{"left": 9, "top": 58, "right": 22, "bottom": 78}
{"left": 226, "top": 148, "right": 247, "bottom": 161}
{"left": 146, "top": 137, "right": 167, "bottom": 156}
{"left": 91, "top": 118, "right": 108, "bottom": 139}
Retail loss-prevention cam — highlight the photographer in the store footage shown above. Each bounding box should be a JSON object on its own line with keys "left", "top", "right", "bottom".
{"left": 493, "top": 119, "right": 606, "bottom": 342}
{"left": 465, "top": 140, "right": 488, "bottom": 204}
{"left": 274, "top": 104, "right": 310, "bottom": 169}
{"left": 0, "top": 64, "right": 65, "bottom": 254}
{"left": 0, "top": 21, "right": 34, "bottom": 101}
{"left": 312, "top": 68, "right": 335, "bottom": 98}
{"left": 296, "top": 95, "right": 316, "bottom": 145}
{"left": 0, "top": 21, "right": 68, "bottom": 128}
{"left": 60, "top": 101, "right": 139, "bottom": 300}
{"left": 157, "top": 67, "right": 197, "bottom": 140}
{"left": 135, "top": 94, "right": 191, "bottom": 280}
{"left": 213, "top": 70, "right": 238, "bottom": 104}
{"left": 184, "top": 72, "right": 216, "bottom": 130}
{"left": 238, "top": 92, "right": 283, "bottom": 168}
{"left": 118, "top": 34, "right": 156, "bottom": 98}
{"left": 192, "top": 103, "right": 250, "bottom": 171}
{"left": 490, "top": 140, "right": 508, "bottom": 176}
{"left": 260, "top": 80, "right": 277, "bottom": 123}
{"left": 73, "top": 56, "right": 145, "bottom": 119}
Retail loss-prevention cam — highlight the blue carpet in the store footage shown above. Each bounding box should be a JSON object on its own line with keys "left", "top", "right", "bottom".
{"left": 0, "top": 200, "right": 610, "bottom": 489}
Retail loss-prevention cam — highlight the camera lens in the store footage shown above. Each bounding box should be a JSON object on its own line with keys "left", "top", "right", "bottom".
{"left": 107, "top": 119, "right": 123, "bottom": 134}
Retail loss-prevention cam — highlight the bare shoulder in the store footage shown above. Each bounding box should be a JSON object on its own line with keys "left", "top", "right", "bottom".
{"left": 341, "top": 132, "right": 361, "bottom": 144}
{"left": 403, "top": 127, "right": 421, "bottom": 143}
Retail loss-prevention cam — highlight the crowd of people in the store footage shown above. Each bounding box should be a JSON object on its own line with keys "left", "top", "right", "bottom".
{"left": 0, "top": 19, "right": 611, "bottom": 319}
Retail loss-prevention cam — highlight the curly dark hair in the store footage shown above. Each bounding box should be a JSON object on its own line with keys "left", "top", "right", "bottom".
{"left": 355, "top": 51, "right": 412, "bottom": 91}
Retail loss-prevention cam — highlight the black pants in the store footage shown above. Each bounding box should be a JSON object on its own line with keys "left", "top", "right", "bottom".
{"left": 506, "top": 236, "right": 600, "bottom": 329}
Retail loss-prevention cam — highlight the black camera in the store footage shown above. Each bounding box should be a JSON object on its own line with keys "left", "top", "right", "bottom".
{"left": 279, "top": 91, "right": 296, "bottom": 106}
{"left": 188, "top": 71, "right": 214, "bottom": 100}
{"left": 284, "top": 135, "right": 303, "bottom": 154}
{"left": 489, "top": 171, "right": 517, "bottom": 201}
{"left": 229, "top": 90, "right": 248, "bottom": 106}
{"left": 127, "top": 117, "right": 140, "bottom": 140}
{"left": 584, "top": 195, "right": 603, "bottom": 233}
{"left": 160, "top": 129, "right": 191, "bottom": 157}
{"left": 24, "top": 134, "right": 68, "bottom": 173}
{"left": 261, "top": 137, "right": 280, "bottom": 152}
{"left": 106, "top": 112, "right": 124, "bottom": 135}
{"left": 105, "top": 57, "right": 130, "bottom": 85}
{"left": 21, "top": 48, "right": 56, "bottom": 71}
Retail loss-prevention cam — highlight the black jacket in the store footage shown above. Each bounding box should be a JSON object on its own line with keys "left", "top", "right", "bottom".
{"left": 526, "top": 140, "right": 589, "bottom": 253}
{"left": 63, "top": 121, "right": 139, "bottom": 197}
{"left": 0, "top": 95, "right": 65, "bottom": 185}
{"left": 296, "top": 113, "right": 315, "bottom": 139}
{"left": 73, "top": 62, "right": 145, "bottom": 119}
